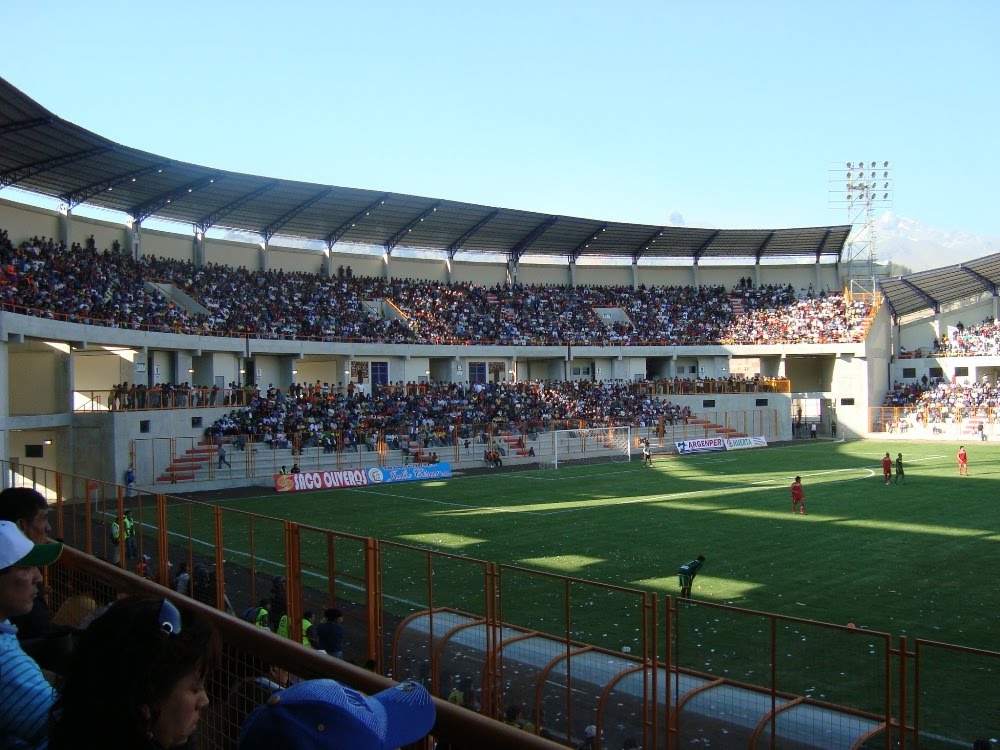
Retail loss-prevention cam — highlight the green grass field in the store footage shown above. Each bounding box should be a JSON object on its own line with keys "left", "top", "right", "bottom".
{"left": 201, "top": 439, "right": 1000, "bottom": 654}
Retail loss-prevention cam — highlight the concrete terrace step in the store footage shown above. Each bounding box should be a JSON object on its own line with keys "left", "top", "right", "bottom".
{"left": 174, "top": 455, "right": 209, "bottom": 464}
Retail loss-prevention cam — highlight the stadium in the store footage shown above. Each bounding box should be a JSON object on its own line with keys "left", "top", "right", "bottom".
{"left": 1, "top": 73, "right": 998, "bottom": 750}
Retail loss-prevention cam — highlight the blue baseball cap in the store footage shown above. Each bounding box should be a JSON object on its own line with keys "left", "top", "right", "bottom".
{"left": 238, "top": 678, "right": 435, "bottom": 750}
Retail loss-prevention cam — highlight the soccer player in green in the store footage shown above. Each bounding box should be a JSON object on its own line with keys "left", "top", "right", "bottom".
{"left": 895, "top": 452, "right": 905, "bottom": 484}
{"left": 678, "top": 555, "right": 705, "bottom": 598}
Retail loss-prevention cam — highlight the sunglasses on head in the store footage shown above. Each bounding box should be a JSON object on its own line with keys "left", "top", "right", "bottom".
{"left": 159, "top": 599, "right": 182, "bottom": 635}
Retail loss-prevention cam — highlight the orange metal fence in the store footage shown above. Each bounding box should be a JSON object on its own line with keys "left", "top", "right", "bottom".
{"left": 13, "top": 460, "right": 999, "bottom": 749}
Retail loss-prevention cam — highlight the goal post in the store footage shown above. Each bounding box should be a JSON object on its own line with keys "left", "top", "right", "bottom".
{"left": 549, "top": 426, "right": 632, "bottom": 469}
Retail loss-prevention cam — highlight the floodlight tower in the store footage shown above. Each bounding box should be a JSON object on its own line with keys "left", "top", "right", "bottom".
{"left": 829, "top": 160, "right": 893, "bottom": 293}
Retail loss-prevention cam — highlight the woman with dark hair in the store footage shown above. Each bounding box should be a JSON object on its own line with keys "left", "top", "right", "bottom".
{"left": 49, "top": 596, "right": 221, "bottom": 750}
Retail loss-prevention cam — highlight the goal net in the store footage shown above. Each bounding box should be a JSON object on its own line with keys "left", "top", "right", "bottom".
{"left": 548, "top": 426, "right": 632, "bottom": 469}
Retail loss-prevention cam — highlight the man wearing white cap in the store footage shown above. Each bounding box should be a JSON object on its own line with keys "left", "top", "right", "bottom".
{"left": 0, "top": 518, "right": 64, "bottom": 749}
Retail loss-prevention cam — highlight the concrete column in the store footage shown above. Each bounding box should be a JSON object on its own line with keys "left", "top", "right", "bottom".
{"left": 59, "top": 208, "right": 72, "bottom": 249}
{"left": 126, "top": 225, "right": 141, "bottom": 260}
{"left": 933, "top": 315, "right": 942, "bottom": 340}
{"left": 631, "top": 262, "right": 639, "bottom": 290}
{"left": 892, "top": 321, "right": 901, "bottom": 357}
{"left": 383, "top": 252, "right": 391, "bottom": 280}
{"left": 778, "top": 355, "right": 787, "bottom": 378}
{"left": 258, "top": 243, "right": 268, "bottom": 272}
{"left": 193, "top": 232, "right": 205, "bottom": 267}
{"left": 445, "top": 259, "right": 453, "bottom": 285}
{"left": 568, "top": 261, "right": 577, "bottom": 287}
{"left": 692, "top": 263, "right": 700, "bottom": 288}
{"left": 321, "top": 251, "right": 333, "bottom": 278}
{"left": 753, "top": 263, "right": 761, "bottom": 287}
{"left": 815, "top": 261, "right": 822, "bottom": 291}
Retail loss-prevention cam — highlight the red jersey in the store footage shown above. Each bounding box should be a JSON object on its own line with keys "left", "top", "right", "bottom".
{"left": 958, "top": 449, "right": 968, "bottom": 465}
{"left": 882, "top": 456, "right": 892, "bottom": 474}
{"left": 790, "top": 481, "right": 804, "bottom": 502}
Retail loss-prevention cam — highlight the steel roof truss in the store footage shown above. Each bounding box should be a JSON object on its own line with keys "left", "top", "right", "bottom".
{"left": 693, "top": 230, "right": 721, "bottom": 263}
{"left": 446, "top": 208, "right": 500, "bottom": 260}
{"left": 325, "top": 194, "right": 389, "bottom": 248}
{"left": 386, "top": 201, "right": 443, "bottom": 254}
{"left": 0, "top": 117, "right": 52, "bottom": 135}
{"left": 570, "top": 223, "right": 608, "bottom": 264}
{"left": 129, "top": 173, "right": 225, "bottom": 225}
{"left": 958, "top": 264, "right": 998, "bottom": 296}
{"left": 0, "top": 146, "right": 111, "bottom": 190}
{"left": 754, "top": 232, "right": 775, "bottom": 264}
{"left": 898, "top": 278, "right": 940, "bottom": 314}
{"left": 508, "top": 216, "right": 558, "bottom": 264}
{"left": 632, "top": 228, "right": 665, "bottom": 264}
{"left": 60, "top": 161, "right": 174, "bottom": 208}
{"left": 197, "top": 180, "right": 280, "bottom": 232}
{"left": 815, "top": 228, "right": 833, "bottom": 263}
{"left": 262, "top": 187, "right": 334, "bottom": 242}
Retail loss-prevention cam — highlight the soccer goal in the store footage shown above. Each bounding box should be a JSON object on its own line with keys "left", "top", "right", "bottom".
{"left": 549, "top": 426, "right": 632, "bottom": 469}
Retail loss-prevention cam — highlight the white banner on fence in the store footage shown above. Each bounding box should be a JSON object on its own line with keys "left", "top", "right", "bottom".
{"left": 676, "top": 436, "right": 768, "bottom": 455}
{"left": 724, "top": 436, "right": 768, "bottom": 450}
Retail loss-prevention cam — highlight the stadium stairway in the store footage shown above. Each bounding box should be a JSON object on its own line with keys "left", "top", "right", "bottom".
{"left": 496, "top": 431, "right": 530, "bottom": 457}
{"left": 727, "top": 294, "right": 745, "bottom": 316}
{"left": 962, "top": 415, "right": 987, "bottom": 437}
{"left": 686, "top": 416, "right": 748, "bottom": 439}
{"left": 156, "top": 439, "right": 228, "bottom": 483}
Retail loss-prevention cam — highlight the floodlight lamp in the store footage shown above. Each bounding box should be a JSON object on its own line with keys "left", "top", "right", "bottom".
{"left": 846, "top": 162, "right": 853, "bottom": 168}
{"left": 883, "top": 171, "right": 888, "bottom": 178}
{"left": 43, "top": 440, "right": 52, "bottom": 446}
{"left": 846, "top": 172, "right": 852, "bottom": 179}
{"left": 883, "top": 193, "right": 889, "bottom": 199}
{"left": 870, "top": 161, "right": 876, "bottom": 167}
{"left": 883, "top": 161, "right": 889, "bottom": 167}
{"left": 884, "top": 182, "right": 889, "bottom": 188}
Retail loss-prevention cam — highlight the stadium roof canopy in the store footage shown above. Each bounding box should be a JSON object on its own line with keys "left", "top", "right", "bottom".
{"left": 0, "top": 76, "right": 850, "bottom": 264}
{"left": 877, "top": 253, "right": 1000, "bottom": 319}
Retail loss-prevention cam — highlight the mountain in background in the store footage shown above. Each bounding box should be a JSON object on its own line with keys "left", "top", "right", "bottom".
{"left": 875, "top": 212, "right": 998, "bottom": 273}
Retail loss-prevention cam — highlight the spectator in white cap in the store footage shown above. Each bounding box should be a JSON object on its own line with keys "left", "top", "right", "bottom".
{"left": 238, "top": 677, "right": 436, "bottom": 750}
{"left": 0, "top": 518, "right": 63, "bottom": 749}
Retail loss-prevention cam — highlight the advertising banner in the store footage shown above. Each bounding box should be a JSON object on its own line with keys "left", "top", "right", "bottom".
{"left": 724, "top": 436, "right": 768, "bottom": 450}
{"left": 675, "top": 436, "right": 768, "bottom": 455}
{"left": 675, "top": 437, "right": 727, "bottom": 455}
{"left": 275, "top": 463, "right": 452, "bottom": 493}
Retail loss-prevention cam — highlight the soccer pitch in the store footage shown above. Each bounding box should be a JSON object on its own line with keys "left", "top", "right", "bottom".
{"left": 205, "top": 439, "right": 1000, "bottom": 654}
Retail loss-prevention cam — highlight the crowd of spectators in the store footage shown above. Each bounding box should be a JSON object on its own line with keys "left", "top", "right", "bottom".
{"left": 1, "top": 229, "right": 872, "bottom": 346}
{"left": 209, "top": 379, "right": 694, "bottom": 452}
{"left": 931, "top": 318, "right": 1000, "bottom": 356}
{"left": 882, "top": 377, "right": 1000, "bottom": 429}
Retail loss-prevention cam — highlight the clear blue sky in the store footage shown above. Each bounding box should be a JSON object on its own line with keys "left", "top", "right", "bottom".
{"left": 3, "top": 0, "right": 998, "bottom": 266}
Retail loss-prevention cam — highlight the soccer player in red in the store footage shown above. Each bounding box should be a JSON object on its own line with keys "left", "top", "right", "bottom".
{"left": 882, "top": 452, "right": 892, "bottom": 485}
{"left": 790, "top": 476, "right": 805, "bottom": 515}
{"left": 957, "top": 445, "right": 968, "bottom": 475}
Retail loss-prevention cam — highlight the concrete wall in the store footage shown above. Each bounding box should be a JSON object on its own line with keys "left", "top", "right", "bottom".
{"left": 386, "top": 257, "right": 449, "bottom": 283}
{"left": 204, "top": 238, "right": 255, "bottom": 269}
{"left": 268, "top": 247, "right": 325, "bottom": 275}
{"left": 8, "top": 348, "right": 67, "bottom": 415}
{"left": 0, "top": 199, "right": 61, "bottom": 241}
